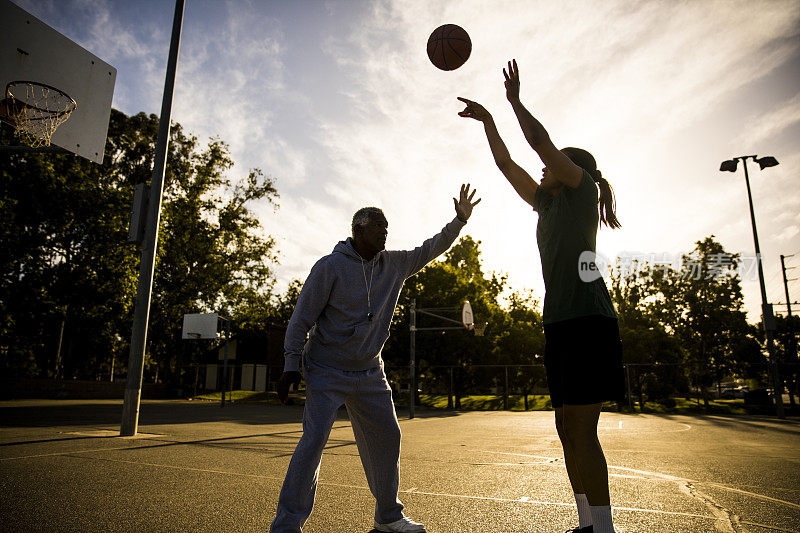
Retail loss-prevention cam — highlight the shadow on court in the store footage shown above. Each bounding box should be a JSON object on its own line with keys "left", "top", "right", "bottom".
{"left": 1, "top": 399, "right": 798, "bottom": 532}
{"left": 0, "top": 399, "right": 463, "bottom": 429}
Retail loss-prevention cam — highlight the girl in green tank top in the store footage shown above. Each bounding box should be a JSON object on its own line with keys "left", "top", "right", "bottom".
{"left": 458, "top": 59, "right": 623, "bottom": 533}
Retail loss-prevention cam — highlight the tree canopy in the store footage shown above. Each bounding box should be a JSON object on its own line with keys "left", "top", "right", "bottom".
{"left": 0, "top": 110, "right": 279, "bottom": 381}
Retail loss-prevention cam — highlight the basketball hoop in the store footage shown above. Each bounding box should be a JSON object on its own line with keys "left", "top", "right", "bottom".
{"left": 0, "top": 81, "right": 77, "bottom": 147}
{"left": 461, "top": 301, "right": 474, "bottom": 330}
{"left": 474, "top": 322, "right": 487, "bottom": 337}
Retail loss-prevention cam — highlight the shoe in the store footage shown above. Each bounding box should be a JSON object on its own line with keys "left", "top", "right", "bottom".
{"left": 565, "top": 527, "right": 593, "bottom": 533}
{"left": 374, "top": 516, "right": 426, "bottom": 532}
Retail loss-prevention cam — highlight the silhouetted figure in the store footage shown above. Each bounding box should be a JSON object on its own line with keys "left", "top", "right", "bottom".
{"left": 459, "top": 59, "right": 623, "bottom": 533}
{"left": 270, "top": 185, "right": 481, "bottom": 533}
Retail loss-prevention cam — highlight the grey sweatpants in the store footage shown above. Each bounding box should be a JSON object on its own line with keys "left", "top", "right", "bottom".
{"left": 269, "top": 357, "right": 405, "bottom": 532}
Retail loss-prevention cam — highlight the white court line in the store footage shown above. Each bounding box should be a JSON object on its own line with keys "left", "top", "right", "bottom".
{"left": 74, "top": 454, "right": 720, "bottom": 521}
{"left": 1, "top": 443, "right": 159, "bottom": 461}
{"left": 13, "top": 451, "right": 796, "bottom": 529}
{"left": 480, "top": 450, "right": 800, "bottom": 510}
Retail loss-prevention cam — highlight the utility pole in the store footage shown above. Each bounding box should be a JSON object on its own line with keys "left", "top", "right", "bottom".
{"left": 409, "top": 299, "right": 416, "bottom": 420}
{"left": 780, "top": 254, "right": 797, "bottom": 408}
{"left": 780, "top": 255, "right": 795, "bottom": 316}
{"left": 121, "top": 0, "right": 185, "bottom": 436}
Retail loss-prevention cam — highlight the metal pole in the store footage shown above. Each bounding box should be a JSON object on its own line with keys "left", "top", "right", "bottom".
{"left": 741, "top": 156, "right": 784, "bottom": 418}
{"left": 54, "top": 312, "right": 66, "bottom": 380}
{"left": 221, "top": 317, "right": 230, "bottom": 408}
{"left": 56, "top": 305, "right": 69, "bottom": 381}
{"left": 781, "top": 255, "right": 793, "bottom": 317}
{"left": 780, "top": 254, "right": 797, "bottom": 407}
{"left": 504, "top": 365, "right": 509, "bottom": 410}
{"left": 448, "top": 366, "right": 454, "bottom": 410}
{"left": 625, "top": 364, "right": 633, "bottom": 411}
{"left": 409, "top": 299, "right": 416, "bottom": 420}
{"left": 121, "top": 0, "right": 185, "bottom": 436}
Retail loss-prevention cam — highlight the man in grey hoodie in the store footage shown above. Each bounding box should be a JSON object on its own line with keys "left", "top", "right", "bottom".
{"left": 270, "top": 184, "right": 481, "bottom": 533}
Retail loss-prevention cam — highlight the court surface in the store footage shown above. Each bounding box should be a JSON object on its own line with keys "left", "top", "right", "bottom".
{"left": 1, "top": 400, "right": 798, "bottom": 532}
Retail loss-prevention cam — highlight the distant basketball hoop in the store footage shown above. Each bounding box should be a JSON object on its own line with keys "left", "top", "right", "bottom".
{"left": 461, "top": 300, "right": 474, "bottom": 330}
{"left": 0, "top": 81, "right": 77, "bottom": 147}
{"left": 182, "top": 313, "right": 219, "bottom": 340}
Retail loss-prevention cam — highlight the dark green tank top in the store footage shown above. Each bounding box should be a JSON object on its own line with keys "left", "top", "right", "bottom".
{"left": 532, "top": 170, "right": 617, "bottom": 324}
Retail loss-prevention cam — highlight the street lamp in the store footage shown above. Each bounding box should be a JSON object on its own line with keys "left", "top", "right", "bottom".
{"left": 720, "top": 154, "right": 783, "bottom": 417}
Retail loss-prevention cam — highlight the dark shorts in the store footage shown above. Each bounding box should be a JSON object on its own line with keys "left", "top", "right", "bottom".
{"left": 544, "top": 315, "right": 625, "bottom": 408}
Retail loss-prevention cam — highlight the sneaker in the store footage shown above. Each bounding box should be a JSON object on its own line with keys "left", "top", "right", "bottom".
{"left": 374, "top": 516, "right": 426, "bottom": 532}
{"left": 565, "top": 527, "right": 593, "bottom": 533}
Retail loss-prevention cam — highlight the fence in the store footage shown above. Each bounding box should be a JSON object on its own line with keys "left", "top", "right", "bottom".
{"left": 192, "top": 361, "right": 798, "bottom": 413}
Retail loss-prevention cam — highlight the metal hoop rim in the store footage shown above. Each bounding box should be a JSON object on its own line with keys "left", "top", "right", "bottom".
{"left": 5, "top": 80, "right": 77, "bottom": 117}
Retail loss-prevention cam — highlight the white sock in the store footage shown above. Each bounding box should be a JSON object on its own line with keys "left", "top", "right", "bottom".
{"left": 574, "top": 493, "right": 592, "bottom": 528}
{"left": 589, "top": 505, "right": 616, "bottom": 533}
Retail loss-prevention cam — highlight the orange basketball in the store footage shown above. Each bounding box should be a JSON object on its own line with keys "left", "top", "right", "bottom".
{"left": 427, "top": 24, "right": 471, "bottom": 71}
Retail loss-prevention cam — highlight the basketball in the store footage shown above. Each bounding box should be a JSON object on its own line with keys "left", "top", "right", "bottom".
{"left": 427, "top": 24, "right": 471, "bottom": 71}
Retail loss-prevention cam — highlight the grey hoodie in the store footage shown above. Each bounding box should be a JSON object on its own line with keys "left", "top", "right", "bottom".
{"left": 283, "top": 216, "right": 466, "bottom": 372}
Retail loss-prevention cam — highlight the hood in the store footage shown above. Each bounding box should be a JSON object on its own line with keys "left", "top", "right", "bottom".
{"left": 333, "top": 238, "right": 370, "bottom": 262}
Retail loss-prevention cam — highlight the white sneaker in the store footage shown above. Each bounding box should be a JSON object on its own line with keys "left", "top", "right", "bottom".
{"left": 373, "top": 516, "right": 426, "bottom": 532}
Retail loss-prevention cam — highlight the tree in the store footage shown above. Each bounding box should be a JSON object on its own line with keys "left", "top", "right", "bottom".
{"left": 383, "top": 236, "right": 542, "bottom": 407}
{"left": 498, "top": 290, "right": 546, "bottom": 409}
{"left": 0, "top": 110, "right": 281, "bottom": 383}
{"left": 609, "top": 260, "right": 686, "bottom": 406}
{"left": 1, "top": 120, "right": 138, "bottom": 379}
{"left": 667, "top": 237, "right": 749, "bottom": 408}
{"left": 772, "top": 314, "right": 800, "bottom": 408}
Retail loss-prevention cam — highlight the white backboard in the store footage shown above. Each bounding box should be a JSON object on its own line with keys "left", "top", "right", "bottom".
{"left": 0, "top": 0, "right": 117, "bottom": 163}
{"left": 461, "top": 301, "right": 474, "bottom": 330}
{"left": 182, "top": 313, "right": 219, "bottom": 340}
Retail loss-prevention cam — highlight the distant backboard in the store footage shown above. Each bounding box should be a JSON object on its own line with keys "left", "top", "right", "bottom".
{"left": 0, "top": 0, "right": 117, "bottom": 163}
{"left": 182, "top": 313, "right": 219, "bottom": 340}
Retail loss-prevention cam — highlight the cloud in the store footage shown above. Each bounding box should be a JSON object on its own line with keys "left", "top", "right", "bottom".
{"left": 22, "top": 0, "right": 797, "bottom": 322}
{"left": 299, "top": 0, "right": 800, "bottom": 320}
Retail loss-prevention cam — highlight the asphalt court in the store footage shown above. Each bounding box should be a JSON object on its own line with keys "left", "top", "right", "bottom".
{"left": 1, "top": 400, "right": 798, "bottom": 532}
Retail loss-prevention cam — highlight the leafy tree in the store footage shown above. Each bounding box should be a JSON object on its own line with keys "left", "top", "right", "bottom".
{"left": 1, "top": 121, "right": 138, "bottom": 379}
{"left": 609, "top": 261, "right": 686, "bottom": 405}
{"left": 383, "top": 236, "right": 541, "bottom": 407}
{"left": 772, "top": 314, "right": 800, "bottom": 408}
{"left": 0, "top": 110, "right": 281, "bottom": 383}
{"left": 498, "top": 289, "right": 546, "bottom": 409}
{"left": 662, "top": 237, "right": 749, "bottom": 408}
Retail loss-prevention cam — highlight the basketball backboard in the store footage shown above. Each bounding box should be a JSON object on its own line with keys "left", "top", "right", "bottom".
{"left": 182, "top": 313, "right": 219, "bottom": 340}
{"left": 0, "top": 0, "right": 117, "bottom": 163}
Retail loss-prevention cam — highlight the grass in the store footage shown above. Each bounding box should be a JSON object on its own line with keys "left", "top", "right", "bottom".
{"left": 192, "top": 390, "right": 782, "bottom": 416}
{"left": 414, "top": 394, "right": 553, "bottom": 411}
{"left": 193, "top": 390, "right": 288, "bottom": 405}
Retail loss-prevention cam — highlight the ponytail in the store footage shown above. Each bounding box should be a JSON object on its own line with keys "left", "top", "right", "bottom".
{"left": 561, "top": 147, "right": 621, "bottom": 230}
{"left": 591, "top": 169, "right": 621, "bottom": 229}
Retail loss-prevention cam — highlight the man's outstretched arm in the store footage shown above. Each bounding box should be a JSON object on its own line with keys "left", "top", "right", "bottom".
{"left": 398, "top": 184, "right": 481, "bottom": 278}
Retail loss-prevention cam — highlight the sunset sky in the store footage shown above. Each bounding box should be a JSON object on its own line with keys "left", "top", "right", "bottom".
{"left": 13, "top": 0, "right": 800, "bottom": 322}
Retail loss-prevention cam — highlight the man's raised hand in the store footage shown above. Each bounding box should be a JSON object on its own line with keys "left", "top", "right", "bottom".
{"left": 503, "top": 59, "right": 520, "bottom": 103}
{"left": 457, "top": 97, "right": 491, "bottom": 122}
{"left": 454, "top": 183, "right": 481, "bottom": 222}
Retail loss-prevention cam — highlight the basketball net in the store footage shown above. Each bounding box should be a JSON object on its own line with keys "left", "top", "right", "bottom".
{"left": 0, "top": 82, "right": 77, "bottom": 148}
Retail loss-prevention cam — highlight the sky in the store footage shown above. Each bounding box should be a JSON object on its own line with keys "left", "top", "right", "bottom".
{"left": 10, "top": 0, "right": 800, "bottom": 323}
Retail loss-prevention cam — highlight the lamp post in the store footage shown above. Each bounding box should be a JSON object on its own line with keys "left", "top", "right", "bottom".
{"left": 720, "top": 154, "right": 783, "bottom": 418}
